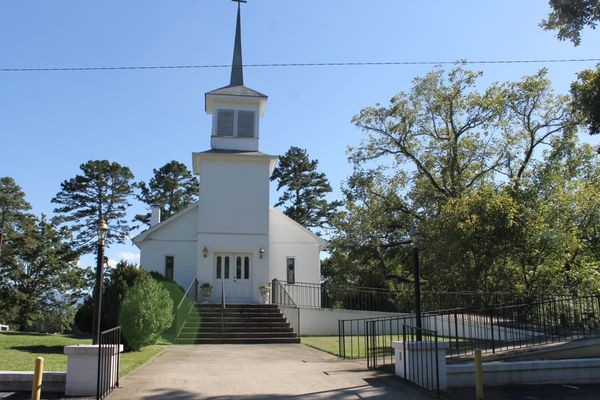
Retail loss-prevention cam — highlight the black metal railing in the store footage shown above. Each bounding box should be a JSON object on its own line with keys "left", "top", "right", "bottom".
{"left": 96, "top": 326, "right": 121, "bottom": 400}
{"left": 278, "top": 281, "right": 523, "bottom": 313}
{"left": 175, "top": 278, "right": 198, "bottom": 341}
{"left": 399, "top": 326, "right": 440, "bottom": 396}
{"left": 347, "top": 295, "right": 600, "bottom": 365}
{"left": 272, "top": 279, "right": 300, "bottom": 335}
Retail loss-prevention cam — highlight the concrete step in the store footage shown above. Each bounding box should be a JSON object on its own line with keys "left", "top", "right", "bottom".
{"left": 176, "top": 337, "right": 301, "bottom": 344}
{"left": 187, "top": 317, "right": 288, "bottom": 323}
{"left": 176, "top": 304, "right": 298, "bottom": 345}
{"left": 179, "top": 332, "right": 299, "bottom": 339}
{"left": 194, "top": 303, "right": 279, "bottom": 310}
{"left": 191, "top": 312, "right": 284, "bottom": 318}
{"left": 181, "top": 326, "right": 294, "bottom": 333}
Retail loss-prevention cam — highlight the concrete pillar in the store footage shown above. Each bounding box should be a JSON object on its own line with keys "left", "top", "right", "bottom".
{"left": 64, "top": 344, "right": 123, "bottom": 397}
{"left": 392, "top": 340, "right": 449, "bottom": 391}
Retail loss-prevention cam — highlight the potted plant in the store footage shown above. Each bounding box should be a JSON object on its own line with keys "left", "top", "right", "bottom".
{"left": 200, "top": 283, "right": 212, "bottom": 303}
{"left": 259, "top": 283, "right": 271, "bottom": 304}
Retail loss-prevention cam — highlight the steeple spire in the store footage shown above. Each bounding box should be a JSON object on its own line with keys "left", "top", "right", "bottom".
{"left": 230, "top": 0, "right": 246, "bottom": 86}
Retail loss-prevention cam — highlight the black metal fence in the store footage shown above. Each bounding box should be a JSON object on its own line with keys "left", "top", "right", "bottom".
{"left": 342, "top": 295, "right": 600, "bottom": 365}
{"left": 272, "top": 279, "right": 301, "bottom": 335}
{"left": 396, "top": 326, "right": 440, "bottom": 396}
{"left": 96, "top": 326, "right": 121, "bottom": 400}
{"left": 279, "top": 281, "right": 523, "bottom": 313}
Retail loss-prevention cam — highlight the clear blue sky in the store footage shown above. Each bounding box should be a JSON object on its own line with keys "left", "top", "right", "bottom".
{"left": 1, "top": 0, "right": 599, "bottom": 268}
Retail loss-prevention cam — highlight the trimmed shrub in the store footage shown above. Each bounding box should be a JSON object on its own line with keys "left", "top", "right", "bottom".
{"left": 119, "top": 273, "right": 173, "bottom": 351}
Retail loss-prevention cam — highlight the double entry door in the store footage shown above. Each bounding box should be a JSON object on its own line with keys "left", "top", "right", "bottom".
{"left": 214, "top": 253, "right": 252, "bottom": 304}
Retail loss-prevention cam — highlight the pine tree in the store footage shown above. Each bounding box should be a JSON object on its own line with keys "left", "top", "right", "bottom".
{"left": 52, "top": 160, "right": 134, "bottom": 254}
{"left": 135, "top": 161, "right": 199, "bottom": 226}
{"left": 0, "top": 177, "right": 32, "bottom": 242}
{"left": 0, "top": 177, "right": 33, "bottom": 325}
{"left": 271, "top": 146, "right": 341, "bottom": 230}
{"left": 1, "top": 215, "right": 89, "bottom": 331}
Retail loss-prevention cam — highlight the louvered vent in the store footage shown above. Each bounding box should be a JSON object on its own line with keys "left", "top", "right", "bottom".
{"left": 217, "top": 110, "right": 234, "bottom": 136}
{"left": 237, "top": 110, "right": 255, "bottom": 137}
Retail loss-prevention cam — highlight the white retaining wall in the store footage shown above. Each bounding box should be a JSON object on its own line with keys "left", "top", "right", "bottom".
{"left": 447, "top": 358, "right": 600, "bottom": 387}
{"left": 0, "top": 371, "right": 65, "bottom": 393}
{"left": 280, "top": 307, "right": 400, "bottom": 335}
{"left": 281, "top": 306, "right": 540, "bottom": 342}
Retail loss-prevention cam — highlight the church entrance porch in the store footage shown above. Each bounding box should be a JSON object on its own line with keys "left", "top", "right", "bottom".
{"left": 214, "top": 253, "right": 253, "bottom": 304}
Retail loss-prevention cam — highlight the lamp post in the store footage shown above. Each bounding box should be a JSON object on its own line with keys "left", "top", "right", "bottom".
{"left": 92, "top": 219, "right": 109, "bottom": 345}
{"left": 410, "top": 225, "right": 422, "bottom": 341}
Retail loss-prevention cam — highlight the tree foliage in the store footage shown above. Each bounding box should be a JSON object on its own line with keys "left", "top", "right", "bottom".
{"left": 571, "top": 65, "right": 600, "bottom": 137}
{"left": 135, "top": 161, "right": 199, "bottom": 226}
{"left": 1, "top": 215, "right": 90, "bottom": 331}
{"left": 329, "top": 66, "right": 599, "bottom": 298}
{"left": 74, "top": 260, "right": 143, "bottom": 335}
{"left": 0, "top": 177, "right": 31, "bottom": 238}
{"left": 52, "top": 160, "right": 134, "bottom": 254}
{"left": 271, "top": 146, "right": 341, "bottom": 230}
{"left": 540, "top": 0, "right": 600, "bottom": 46}
{"left": 120, "top": 271, "right": 173, "bottom": 351}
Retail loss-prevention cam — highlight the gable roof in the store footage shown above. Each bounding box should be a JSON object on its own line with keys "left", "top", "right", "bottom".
{"left": 133, "top": 202, "right": 328, "bottom": 251}
{"left": 206, "top": 84, "right": 267, "bottom": 98}
{"left": 269, "top": 207, "right": 329, "bottom": 250}
{"left": 132, "top": 202, "right": 199, "bottom": 246}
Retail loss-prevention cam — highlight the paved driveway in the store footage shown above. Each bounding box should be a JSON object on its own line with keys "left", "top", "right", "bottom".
{"left": 107, "top": 344, "right": 430, "bottom": 399}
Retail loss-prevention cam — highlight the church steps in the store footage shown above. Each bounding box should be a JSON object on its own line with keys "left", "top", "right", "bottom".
{"left": 180, "top": 332, "right": 298, "bottom": 339}
{"left": 181, "top": 324, "right": 294, "bottom": 333}
{"left": 177, "top": 337, "right": 301, "bottom": 345}
{"left": 190, "top": 311, "right": 284, "bottom": 317}
{"left": 176, "top": 303, "right": 300, "bottom": 344}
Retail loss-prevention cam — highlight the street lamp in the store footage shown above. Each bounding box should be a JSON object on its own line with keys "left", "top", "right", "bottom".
{"left": 92, "top": 218, "right": 109, "bottom": 345}
{"left": 410, "top": 225, "right": 422, "bottom": 341}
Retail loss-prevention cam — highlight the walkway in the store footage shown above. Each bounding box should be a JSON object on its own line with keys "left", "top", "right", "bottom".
{"left": 107, "top": 344, "right": 430, "bottom": 399}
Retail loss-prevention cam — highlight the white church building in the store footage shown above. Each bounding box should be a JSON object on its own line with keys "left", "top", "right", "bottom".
{"left": 133, "top": 4, "right": 327, "bottom": 304}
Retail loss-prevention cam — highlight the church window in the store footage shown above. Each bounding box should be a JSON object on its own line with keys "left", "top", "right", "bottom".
{"left": 217, "top": 110, "right": 235, "bottom": 136}
{"left": 244, "top": 257, "right": 250, "bottom": 279}
{"left": 236, "top": 256, "right": 242, "bottom": 279}
{"left": 286, "top": 257, "right": 295, "bottom": 284}
{"left": 215, "top": 109, "right": 256, "bottom": 138}
{"left": 165, "top": 256, "right": 174, "bottom": 281}
{"left": 237, "top": 110, "right": 255, "bottom": 137}
{"left": 216, "top": 256, "right": 222, "bottom": 279}
{"left": 224, "top": 256, "right": 230, "bottom": 279}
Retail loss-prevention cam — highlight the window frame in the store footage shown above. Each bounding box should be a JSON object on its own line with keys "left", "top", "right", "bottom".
{"left": 213, "top": 107, "right": 258, "bottom": 139}
{"left": 286, "top": 257, "right": 296, "bottom": 285}
{"left": 165, "top": 255, "right": 175, "bottom": 281}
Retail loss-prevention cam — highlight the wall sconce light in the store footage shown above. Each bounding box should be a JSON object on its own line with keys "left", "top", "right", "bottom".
{"left": 259, "top": 247, "right": 265, "bottom": 259}
{"left": 202, "top": 246, "right": 208, "bottom": 258}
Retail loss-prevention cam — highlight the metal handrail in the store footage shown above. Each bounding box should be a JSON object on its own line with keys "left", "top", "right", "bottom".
{"left": 175, "top": 277, "right": 198, "bottom": 340}
{"left": 96, "top": 326, "right": 121, "bottom": 400}
{"left": 272, "top": 279, "right": 301, "bottom": 336}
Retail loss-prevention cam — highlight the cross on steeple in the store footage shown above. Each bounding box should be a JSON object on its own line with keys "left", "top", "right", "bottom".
{"left": 230, "top": 0, "right": 246, "bottom": 86}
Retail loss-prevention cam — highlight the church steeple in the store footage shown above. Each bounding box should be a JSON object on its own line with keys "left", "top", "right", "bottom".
{"left": 204, "top": 0, "right": 268, "bottom": 152}
{"left": 230, "top": 1, "right": 244, "bottom": 86}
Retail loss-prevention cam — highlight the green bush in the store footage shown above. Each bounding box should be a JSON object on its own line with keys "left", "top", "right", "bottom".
{"left": 73, "top": 261, "right": 145, "bottom": 334}
{"left": 120, "top": 273, "right": 173, "bottom": 351}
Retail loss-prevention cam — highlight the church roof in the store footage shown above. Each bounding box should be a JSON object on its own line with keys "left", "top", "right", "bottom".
{"left": 205, "top": 84, "right": 267, "bottom": 98}
{"left": 196, "top": 149, "right": 273, "bottom": 156}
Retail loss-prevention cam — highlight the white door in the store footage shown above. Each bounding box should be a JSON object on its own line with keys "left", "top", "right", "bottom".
{"left": 214, "top": 253, "right": 252, "bottom": 303}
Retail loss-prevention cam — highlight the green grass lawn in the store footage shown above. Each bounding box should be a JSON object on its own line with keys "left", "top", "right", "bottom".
{"left": 302, "top": 335, "right": 366, "bottom": 358}
{"left": 302, "top": 335, "right": 466, "bottom": 359}
{"left": 0, "top": 332, "right": 170, "bottom": 377}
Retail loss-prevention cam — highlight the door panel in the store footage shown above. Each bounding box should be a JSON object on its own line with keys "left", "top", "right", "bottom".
{"left": 214, "top": 253, "right": 252, "bottom": 303}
